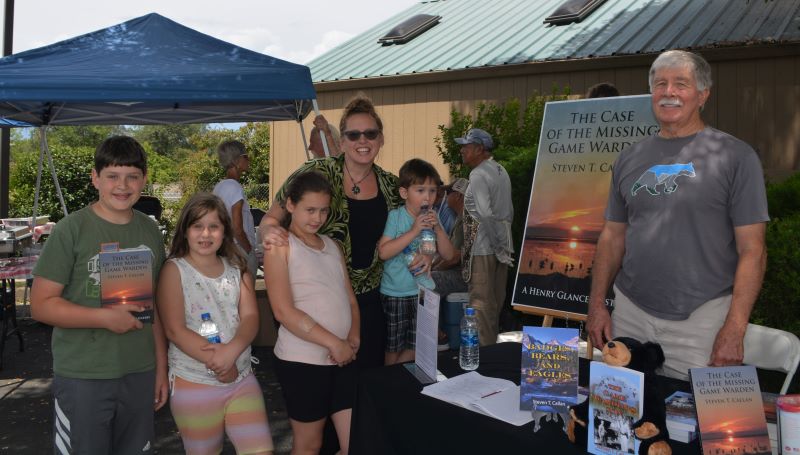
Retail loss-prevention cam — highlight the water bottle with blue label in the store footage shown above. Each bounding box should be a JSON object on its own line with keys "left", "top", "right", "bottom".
{"left": 403, "top": 245, "right": 435, "bottom": 289}
{"left": 198, "top": 313, "right": 222, "bottom": 343}
{"left": 459, "top": 307, "right": 479, "bottom": 370}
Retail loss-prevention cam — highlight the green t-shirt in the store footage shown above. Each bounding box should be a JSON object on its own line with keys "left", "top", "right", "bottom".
{"left": 33, "top": 205, "right": 166, "bottom": 379}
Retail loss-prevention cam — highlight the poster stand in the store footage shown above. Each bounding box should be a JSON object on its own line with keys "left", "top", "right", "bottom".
{"left": 513, "top": 306, "right": 596, "bottom": 359}
{"left": 510, "top": 95, "right": 659, "bottom": 362}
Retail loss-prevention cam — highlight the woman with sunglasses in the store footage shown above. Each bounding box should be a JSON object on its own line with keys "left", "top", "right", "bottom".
{"left": 259, "top": 94, "right": 403, "bottom": 369}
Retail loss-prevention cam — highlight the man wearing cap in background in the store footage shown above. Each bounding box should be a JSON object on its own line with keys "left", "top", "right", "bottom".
{"left": 456, "top": 129, "right": 514, "bottom": 346}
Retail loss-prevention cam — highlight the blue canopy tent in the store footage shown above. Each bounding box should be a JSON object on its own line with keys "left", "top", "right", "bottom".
{"left": 0, "top": 12, "right": 327, "bottom": 220}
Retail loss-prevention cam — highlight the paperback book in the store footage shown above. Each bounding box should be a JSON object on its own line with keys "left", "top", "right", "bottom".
{"left": 689, "top": 365, "right": 771, "bottom": 455}
{"left": 665, "top": 391, "right": 698, "bottom": 430}
{"left": 520, "top": 326, "right": 579, "bottom": 413}
{"left": 587, "top": 361, "right": 644, "bottom": 455}
{"left": 99, "top": 243, "right": 154, "bottom": 323}
{"left": 664, "top": 391, "right": 698, "bottom": 442}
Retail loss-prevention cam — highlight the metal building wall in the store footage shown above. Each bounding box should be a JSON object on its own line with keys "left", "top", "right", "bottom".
{"left": 271, "top": 50, "right": 800, "bottom": 201}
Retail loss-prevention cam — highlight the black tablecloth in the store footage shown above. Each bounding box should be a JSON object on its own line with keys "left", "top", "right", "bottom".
{"left": 350, "top": 342, "right": 700, "bottom": 455}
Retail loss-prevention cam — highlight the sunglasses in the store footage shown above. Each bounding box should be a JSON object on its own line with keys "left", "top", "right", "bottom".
{"left": 343, "top": 129, "right": 381, "bottom": 141}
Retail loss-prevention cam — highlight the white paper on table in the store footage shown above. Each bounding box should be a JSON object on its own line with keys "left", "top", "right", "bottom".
{"left": 421, "top": 371, "right": 532, "bottom": 426}
{"left": 414, "top": 286, "right": 440, "bottom": 382}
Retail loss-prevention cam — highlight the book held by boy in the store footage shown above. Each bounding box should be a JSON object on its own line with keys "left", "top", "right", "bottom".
{"left": 689, "top": 365, "right": 771, "bottom": 455}
{"left": 99, "top": 243, "right": 155, "bottom": 323}
{"left": 587, "top": 361, "right": 644, "bottom": 455}
{"left": 520, "top": 326, "right": 580, "bottom": 413}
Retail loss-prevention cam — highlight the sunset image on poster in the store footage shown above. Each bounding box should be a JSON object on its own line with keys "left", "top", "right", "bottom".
{"left": 512, "top": 95, "right": 658, "bottom": 315}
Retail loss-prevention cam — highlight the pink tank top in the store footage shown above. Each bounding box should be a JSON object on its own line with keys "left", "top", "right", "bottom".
{"left": 273, "top": 233, "right": 352, "bottom": 365}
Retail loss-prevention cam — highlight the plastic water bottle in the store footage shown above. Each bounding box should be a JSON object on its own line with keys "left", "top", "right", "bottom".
{"left": 402, "top": 245, "right": 435, "bottom": 289}
{"left": 459, "top": 307, "right": 479, "bottom": 370}
{"left": 198, "top": 313, "right": 221, "bottom": 344}
{"left": 419, "top": 205, "right": 437, "bottom": 255}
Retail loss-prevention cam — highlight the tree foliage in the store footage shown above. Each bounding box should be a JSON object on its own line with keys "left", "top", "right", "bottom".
{"left": 8, "top": 122, "right": 270, "bottom": 237}
{"left": 9, "top": 144, "right": 96, "bottom": 222}
{"left": 130, "top": 124, "right": 206, "bottom": 157}
{"left": 751, "top": 172, "right": 800, "bottom": 338}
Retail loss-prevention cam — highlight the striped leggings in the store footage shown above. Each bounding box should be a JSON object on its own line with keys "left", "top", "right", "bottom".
{"left": 170, "top": 374, "right": 273, "bottom": 454}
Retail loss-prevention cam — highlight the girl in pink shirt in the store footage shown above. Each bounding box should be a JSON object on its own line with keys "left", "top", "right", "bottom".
{"left": 264, "top": 171, "right": 360, "bottom": 454}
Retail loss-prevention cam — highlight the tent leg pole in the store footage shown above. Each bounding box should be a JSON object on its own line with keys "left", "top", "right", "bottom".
{"left": 31, "top": 127, "right": 46, "bottom": 227}
{"left": 299, "top": 121, "right": 311, "bottom": 161}
{"left": 42, "top": 130, "right": 68, "bottom": 217}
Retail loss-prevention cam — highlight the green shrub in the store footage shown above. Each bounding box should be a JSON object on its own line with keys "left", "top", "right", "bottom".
{"left": 753, "top": 212, "right": 800, "bottom": 333}
{"left": 752, "top": 174, "right": 800, "bottom": 339}
{"left": 766, "top": 172, "right": 800, "bottom": 218}
{"left": 9, "top": 145, "right": 96, "bottom": 222}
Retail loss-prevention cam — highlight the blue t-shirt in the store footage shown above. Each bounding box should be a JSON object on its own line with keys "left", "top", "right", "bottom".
{"left": 380, "top": 206, "right": 421, "bottom": 297}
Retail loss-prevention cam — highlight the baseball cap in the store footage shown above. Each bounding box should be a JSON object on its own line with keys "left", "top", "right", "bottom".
{"left": 447, "top": 178, "right": 469, "bottom": 195}
{"left": 454, "top": 128, "right": 494, "bottom": 150}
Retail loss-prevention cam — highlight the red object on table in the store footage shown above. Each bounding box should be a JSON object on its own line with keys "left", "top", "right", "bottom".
{"left": 0, "top": 255, "right": 39, "bottom": 280}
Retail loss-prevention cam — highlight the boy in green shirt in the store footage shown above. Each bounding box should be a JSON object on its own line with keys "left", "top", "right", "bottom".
{"left": 31, "top": 136, "right": 167, "bottom": 455}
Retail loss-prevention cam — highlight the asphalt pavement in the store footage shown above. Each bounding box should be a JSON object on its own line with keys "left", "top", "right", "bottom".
{"left": 0, "top": 315, "right": 293, "bottom": 454}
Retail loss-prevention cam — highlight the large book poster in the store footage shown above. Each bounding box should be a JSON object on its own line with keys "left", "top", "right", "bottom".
{"left": 512, "top": 95, "right": 658, "bottom": 316}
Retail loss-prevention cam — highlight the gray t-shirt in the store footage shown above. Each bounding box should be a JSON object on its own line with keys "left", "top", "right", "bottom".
{"left": 605, "top": 127, "right": 769, "bottom": 320}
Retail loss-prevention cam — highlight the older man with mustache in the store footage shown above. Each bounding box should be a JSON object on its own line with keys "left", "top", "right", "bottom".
{"left": 586, "top": 50, "right": 769, "bottom": 380}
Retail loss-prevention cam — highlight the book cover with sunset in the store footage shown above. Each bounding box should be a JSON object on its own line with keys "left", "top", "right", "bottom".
{"left": 689, "top": 366, "right": 771, "bottom": 455}
{"left": 588, "top": 361, "right": 643, "bottom": 455}
{"left": 511, "top": 95, "right": 658, "bottom": 316}
{"left": 520, "top": 326, "right": 579, "bottom": 412}
{"left": 99, "top": 246, "right": 154, "bottom": 323}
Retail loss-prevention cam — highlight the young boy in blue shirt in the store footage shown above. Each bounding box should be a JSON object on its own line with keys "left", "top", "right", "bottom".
{"left": 31, "top": 136, "right": 167, "bottom": 454}
{"left": 377, "top": 159, "right": 455, "bottom": 365}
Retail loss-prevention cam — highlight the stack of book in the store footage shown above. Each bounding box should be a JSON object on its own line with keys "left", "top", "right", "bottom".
{"left": 664, "top": 391, "right": 698, "bottom": 443}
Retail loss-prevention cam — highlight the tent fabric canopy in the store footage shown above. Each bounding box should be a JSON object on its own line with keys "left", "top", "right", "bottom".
{"left": 0, "top": 13, "right": 316, "bottom": 126}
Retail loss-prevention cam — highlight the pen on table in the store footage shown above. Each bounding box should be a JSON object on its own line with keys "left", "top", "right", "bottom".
{"left": 481, "top": 390, "right": 503, "bottom": 399}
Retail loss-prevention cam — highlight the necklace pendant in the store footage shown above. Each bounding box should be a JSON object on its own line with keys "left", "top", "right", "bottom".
{"left": 352, "top": 185, "right": 361, "bottom": 195}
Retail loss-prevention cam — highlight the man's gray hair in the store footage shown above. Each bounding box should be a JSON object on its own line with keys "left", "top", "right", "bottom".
{"left": 648, "top": 50, "right": 713, "bottom": 92}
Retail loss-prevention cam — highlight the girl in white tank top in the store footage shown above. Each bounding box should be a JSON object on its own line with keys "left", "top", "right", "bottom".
{"left": 264, "top": 171, "right": 361, "bottom": 455}
{"left": 158, "top": 193, "right": 273, "bottom": 453}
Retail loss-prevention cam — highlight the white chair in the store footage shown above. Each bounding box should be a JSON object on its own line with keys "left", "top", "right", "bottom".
{"left": 742, "top": 323, "right": 800, "bottom": 394}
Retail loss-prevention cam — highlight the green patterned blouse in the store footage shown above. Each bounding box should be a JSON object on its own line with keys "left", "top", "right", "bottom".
{"left": 274, "top": 155, "right": 401, "bottom": 295}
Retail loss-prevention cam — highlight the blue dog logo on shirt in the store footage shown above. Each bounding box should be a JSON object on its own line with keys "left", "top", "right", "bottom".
{"left": 631, "top": 163, "right": 696, "bottom": 196}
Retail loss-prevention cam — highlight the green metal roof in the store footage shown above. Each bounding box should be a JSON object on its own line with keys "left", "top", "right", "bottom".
{"left": 308, "top": 0, "right": 800, "bottom": 82}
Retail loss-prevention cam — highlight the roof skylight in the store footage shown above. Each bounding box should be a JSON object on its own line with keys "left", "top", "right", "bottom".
{"left": 378, "top": 14, "right": 441, "bottom": 45}
{"left": 544, "top": 0, "right": 606, "bottom": 26}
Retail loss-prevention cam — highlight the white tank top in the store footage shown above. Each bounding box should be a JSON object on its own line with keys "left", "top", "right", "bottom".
{"left": 167, "top": 257, "right": 252, "bottom": 386}
{"left": 274, "top": 234, "right": 352, "bottom": 365}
